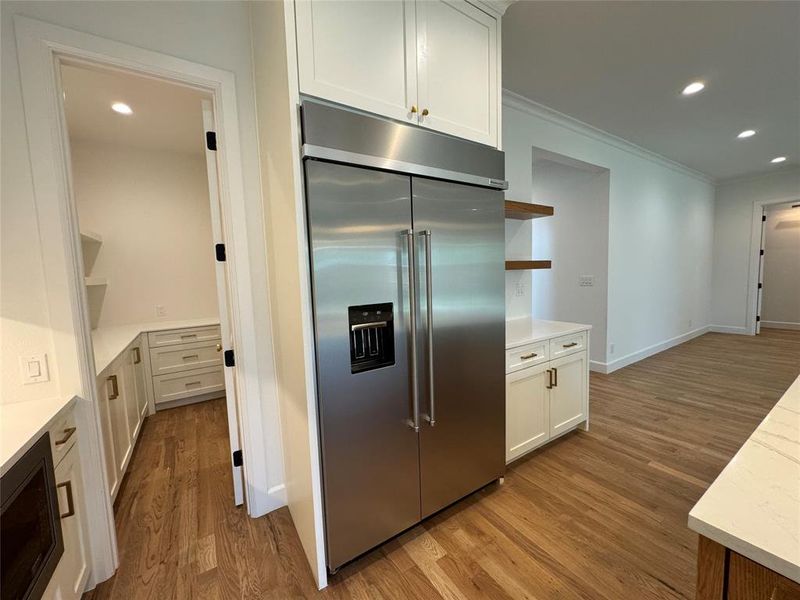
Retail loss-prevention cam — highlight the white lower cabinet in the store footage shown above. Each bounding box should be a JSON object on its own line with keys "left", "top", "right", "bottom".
{"left": 506, "top": 363, "right": 550, "bottom": 462}
{"left": 43, "top": 408, "right": 90, "bottom": 599}
{"left": 505, "top": 329, "right": 590, "bottom": 464}
{"left": 549, "top": 352, "right": 588, "bottom": 437}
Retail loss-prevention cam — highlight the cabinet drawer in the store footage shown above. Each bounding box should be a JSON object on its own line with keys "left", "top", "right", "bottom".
{"left": 549, "top": 331, "right": 588, "bottom": 360}
{"left": 49, "top": 407, "right": 77, "bottom": 467}
{"left": 149, "top": 340, "right": 222, "bottom": 376}
{"left": 505, "top": 341, "right": 549, "bottom": 374}
{"left": 147, "top": 325, "right": 220, "bottom": 348}
{"left": 153, "top": 367, "right": 225, "bottom": 405}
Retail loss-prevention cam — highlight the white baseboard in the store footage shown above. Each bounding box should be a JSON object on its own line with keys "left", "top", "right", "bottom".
{"left": 709, "top": 325, "right": 750, "bottom": 335}
{"left": 589, "top": 360, "right": 609, "bottom": 374}
{"left": 595, "top": 326, "right": 710, "bottom": 374}
{"left": 761, "top": 321, "right": 800, "bottom": 331}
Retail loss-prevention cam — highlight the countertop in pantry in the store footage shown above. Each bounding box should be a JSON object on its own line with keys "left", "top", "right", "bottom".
{"left": 688, "top": 373, "right": 800, "bottom": 584}
{"left": 92, "top": 317, "right": 220, "bottom": 374}
{"left": 506, "top": 317, "right": 592, "bottom": 350}
{"left": 0, "top": 395, "right": 77, "bottom": 476}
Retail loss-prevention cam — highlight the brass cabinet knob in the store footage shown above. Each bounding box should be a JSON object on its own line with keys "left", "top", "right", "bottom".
{"left": 216, "top": 343, "right": 222, "bottom": 352}
{"left": 410, "top": 105, "right": 418, "bottom": 114}
{"left": 421, "top": 108, "right": 430, "bottom": 116}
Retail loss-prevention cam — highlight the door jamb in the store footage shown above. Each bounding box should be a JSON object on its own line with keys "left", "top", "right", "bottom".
{"left": 14, "top": 15, "right": 277, "bottom": 585}
{"left": 746, "top": 196, "right": 800, "bottom": 335}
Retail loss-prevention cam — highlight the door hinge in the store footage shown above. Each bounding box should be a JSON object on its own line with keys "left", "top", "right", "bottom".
{"left": 232, "top": 449, "right": 243, "bottom": 467}
{"left": 758, "top": 283, "right": 763, "bottom": 289}
{"left": 215, "top": 243, "right": 226, "bottom": 262}
{"left": 206, "top": 131, "right": 217, "bottom": 151}
{"left": 762, "top": 214, "right": 766, "bottom": 222}
{"left": 760, "top": 249, "right": 764, "bottom": 256}
{"left": 224, "top": 349, "right": 235, "bottom": 367}
{"left": 756, "top": 315, "right": 761, "bottom": 322}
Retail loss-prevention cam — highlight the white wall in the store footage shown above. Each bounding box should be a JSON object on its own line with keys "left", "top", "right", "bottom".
{"left": 0, "top": 1, "right": 284, "bottom": 512}
{"left": 71, "top": 141, "right": 218, "bottom": 327}
{"left": 529, "top": 153, "right": 610, "bottom": 363}
{"left": 251, "top": 0, "right": 327, "bottom": 588}
{"left": 760, "top": 202, "right": 800, "bottom": 329}
{"left": 711, "top": 168, "right": 800, "bottom": 332}
{"left": 504, "top": 92, "right": 716, "bottom": 372}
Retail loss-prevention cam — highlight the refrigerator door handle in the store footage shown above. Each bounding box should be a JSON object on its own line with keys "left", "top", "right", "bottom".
{"left": 405, "top": 229, "right": 420, "bottom": 432}
{"left": 421, "top": 230, "right": 436, "bottom": 427}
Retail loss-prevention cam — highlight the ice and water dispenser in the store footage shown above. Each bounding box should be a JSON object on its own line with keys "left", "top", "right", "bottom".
{"left": 348, "top": 303, "right": 394, "bottom": 373}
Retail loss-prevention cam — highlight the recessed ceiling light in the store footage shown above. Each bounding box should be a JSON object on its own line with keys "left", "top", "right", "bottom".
{"left": 770, "top": 156, "right": 787, "bottom": 164}
{"left": 737, "top": 129, "right": 756, "bottom": 139}
{"left": 111, "top": 102, "right": 132, "bottom": 115}
{"left": 681, "top": 81, "right": 705, "bottom": 96}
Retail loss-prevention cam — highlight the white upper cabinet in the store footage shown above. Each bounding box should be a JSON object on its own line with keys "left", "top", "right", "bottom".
{"left": 294, "top": 0, "right": 501, "bottom": 147}
{"left": 295, "top": 0, "right": 418, "bottom": 125}
{"left": 416, "top": 0, "right": 497, "bottom": 145}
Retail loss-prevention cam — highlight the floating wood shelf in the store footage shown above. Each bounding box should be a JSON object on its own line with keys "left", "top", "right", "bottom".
{"left": 504, "top": 200, "right": 554, "bottom": 220}
{"left": 505, "top": 260, "right": 552, "bottom": 271}
{"left": 80, "top": 230, "right": 103, "bottom": 244}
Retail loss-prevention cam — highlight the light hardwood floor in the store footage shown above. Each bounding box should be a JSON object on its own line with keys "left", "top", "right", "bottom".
{"left": 85, "top": 329, "right": 800, "bottom": 599}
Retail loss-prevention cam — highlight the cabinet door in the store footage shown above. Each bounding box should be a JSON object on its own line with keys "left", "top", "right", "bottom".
{"left": 549, "top": 351, "right": 588, "bottom": 437}
{"left": 131, "top": 342, "right": 149, "bottom": 420}
{"left": 104, "top": 365, "right": 131, "bottom": 492}
{"left": 416, "top": 0, "right": 498, "bottom": 146}
{"left": 295, "top": 0, "right": 418, "bottom": 124}
{"left": 96, "top": 372, "right": 118, "bottom": 498}
{"left": 122, "top": 348, "right": 140, "bottom": 442}
{"left": 54, "top": 447, "right": 90, "bottom": 600}
{"left": 506, "top": 363, "right": 550, "bottom": 463}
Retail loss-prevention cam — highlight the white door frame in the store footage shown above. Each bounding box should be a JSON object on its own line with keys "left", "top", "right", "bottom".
{"left": 746, "top": 196, "right": 800, "bottom": 335}
{"left": 14, "top": 15, "right": 275, "bottom": 585}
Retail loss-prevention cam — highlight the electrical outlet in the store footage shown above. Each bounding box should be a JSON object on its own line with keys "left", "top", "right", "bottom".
{"left": 20, "top": 354, "right": 49, "bottom": 384}
{"left": 579, "top": 275, "right": 594, "bottom": 287}
{"left": 609, "top": 343, "right": 615, "bottom": 355}
{"left": 156, "top": 305, "right": 167, "bottom": 317}
{"left": 514, "top": 282, "right": 525, "bottom": 297}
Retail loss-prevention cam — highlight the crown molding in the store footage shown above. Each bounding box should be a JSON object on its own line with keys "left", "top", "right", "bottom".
{"left": 502, "top": 89, "right": 714, "bottom": 185}
{"left": 471, "top": 0, "right": 515, "bottom": 17}
{"left": 715, "top": 165, "right": 800, "bottom": 187}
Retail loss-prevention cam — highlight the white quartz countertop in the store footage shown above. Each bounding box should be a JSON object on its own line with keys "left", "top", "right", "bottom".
{"left": 688, "top": 374, "right": 800, "bottom": 583}
{"left": 506, "top": 317, "right": 592, "bottom": 350}
{"left": 92, "top": 317, "right": 220, "bottom": 374}
{"left": 0, "top": 396, "right": 77, "bottom": 476}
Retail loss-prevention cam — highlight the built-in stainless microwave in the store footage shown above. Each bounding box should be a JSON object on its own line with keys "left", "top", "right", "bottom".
{"left": 1, "top": 433, "right": 64, "bottom": 600}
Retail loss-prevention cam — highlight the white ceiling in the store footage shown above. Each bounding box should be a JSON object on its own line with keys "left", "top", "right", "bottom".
{"left": 61, "top": 64, "right": 209, "bottom": 156}
{"left": 503, "top": 1, "right": 800, "bottom": 181}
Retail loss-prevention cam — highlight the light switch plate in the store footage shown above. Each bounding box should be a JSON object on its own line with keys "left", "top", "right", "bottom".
{"left": 20, "top": 354, "right": 49, "bottom": 384}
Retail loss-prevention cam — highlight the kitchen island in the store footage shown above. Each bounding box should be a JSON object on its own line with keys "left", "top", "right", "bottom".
{"left": 689, "top": 373, "right": 800, "bottom": 599}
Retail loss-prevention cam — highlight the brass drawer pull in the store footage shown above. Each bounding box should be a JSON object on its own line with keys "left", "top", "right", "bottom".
{"left": 57, "top": 481, "right": 75, "bottom": 519}
{"left": 107, "top": 374, "right": 119, "bottom": 399}
{"left": 562, "top": 342, "right": 578, "bottom": 348}
{"left": 132, "top": 346, "right": 142, "bottom": 364}
{"left": 185, "top": 381, "right": 202, "bottom": 388}
{"left": 520, "top": 352, "right": 538, "bottom": 360}
{"left": 553, "top": 367, "right": 558, "bottom": 387}
{"left": 55, "top": 427, "right": 76, "bottom": 446}
{"left": 546, "top": 369, "right": 553, "bottom": 389}
{"left": 182, "top": 354, "right": 199, "bottom": 361}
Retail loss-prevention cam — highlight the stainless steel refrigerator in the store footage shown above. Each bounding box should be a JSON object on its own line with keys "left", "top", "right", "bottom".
{"left": 301, "top": 101, "right": 506, "bottom": 572}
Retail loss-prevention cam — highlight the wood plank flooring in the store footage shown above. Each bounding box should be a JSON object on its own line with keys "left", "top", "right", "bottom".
{"left": 85, "top": 329, "right": 800, "bottom": 599}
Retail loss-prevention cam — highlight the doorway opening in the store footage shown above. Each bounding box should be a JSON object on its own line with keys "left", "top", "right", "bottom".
{"left": 58, "top": 62, "right": 245, "bottom": 516}
{"left": 755, "top": 201, "right": 800, "bottom": 334}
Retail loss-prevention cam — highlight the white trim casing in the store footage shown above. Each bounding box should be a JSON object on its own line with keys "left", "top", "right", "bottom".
{"left": 760, "top": 321, "right": 800, "bottom": 331}
{"left": 745, "top": 196, "right": 800, "bottom": 336}
{"left": 13, "top": 15, "right": 280, "bottom": 586}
